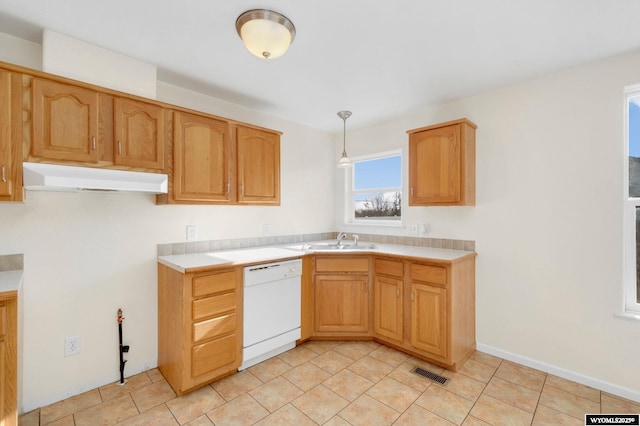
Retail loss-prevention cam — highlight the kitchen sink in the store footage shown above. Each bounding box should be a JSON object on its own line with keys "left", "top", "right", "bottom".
{"left": 301, "top": 243, "right": 377, "bottom": 251}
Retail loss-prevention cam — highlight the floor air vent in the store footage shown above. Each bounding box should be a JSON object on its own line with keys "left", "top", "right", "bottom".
{"left": 412, "top": 367, "right": 449, "bottom": 385}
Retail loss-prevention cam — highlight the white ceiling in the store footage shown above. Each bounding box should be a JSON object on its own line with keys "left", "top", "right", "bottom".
{"left": 1, "top": 0, "right": 640, "bottom": 132}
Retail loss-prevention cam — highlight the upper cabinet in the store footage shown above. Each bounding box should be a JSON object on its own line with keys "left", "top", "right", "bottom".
{"left": 170, "top": 111, "right": 232, "bottom": 204}
{"left": 114, "top": 98, "right": 166, "bottom": 171}
{"left": 236, "top": 125, "right": 280, "bottom": 205}
{"left": 32, "top": 78, "right": 99, "bottom": 163}
{"left": 408, "top": 118, "right": 476, "bottom": 206}
{"left": 0, "top": 60, "right": 282, "bottom": 203}
{"left": 0, "top": 69, "right": 22, "bottom": 202}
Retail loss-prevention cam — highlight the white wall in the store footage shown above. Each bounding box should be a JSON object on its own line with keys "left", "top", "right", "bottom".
{"left": 0, "top": 35, "right": 336, "bottom": 412}
{"left": 338, "top": 50, "right": 640, "bottom": 401}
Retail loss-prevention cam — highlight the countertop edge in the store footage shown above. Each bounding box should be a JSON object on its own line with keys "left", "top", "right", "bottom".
{"left": 157, "top": 241, "right": 476, "bottom": 273}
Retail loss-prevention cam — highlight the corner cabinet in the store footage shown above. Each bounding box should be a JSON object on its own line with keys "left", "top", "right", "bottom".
{"left": 158, "top": 264, "right": 242, "bottom": 396}
{"left": 408, "top": 118, "right": 476, "bottom": 206}
{"left": 236, "top": 125, "right": 280, "bottom": 205}
{"left": 313, "top": 256, "right": 370, "bottom": 335}
{"left": 0, "top": 69, "right": 22, "bottom": 202}
{"left": 0, "top": 291, "right": 18, "bottom": 426}
{"left": 373, "top": 258, "right": 404, "bottom": 342}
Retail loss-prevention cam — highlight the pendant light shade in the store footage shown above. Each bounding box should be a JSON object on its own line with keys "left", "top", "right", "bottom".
{"left": 236, "top": 9, "right": 296, "bottom": 59}
{"left": 337, "top": 110, "right": 352, "bottom": 168}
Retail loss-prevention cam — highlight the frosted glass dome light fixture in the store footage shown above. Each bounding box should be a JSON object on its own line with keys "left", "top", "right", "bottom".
{"left": 337, "top": 111, "right": 353, "bottom": 168}
{"left": 236, "top": 9, "right": 296, "bottom": 59}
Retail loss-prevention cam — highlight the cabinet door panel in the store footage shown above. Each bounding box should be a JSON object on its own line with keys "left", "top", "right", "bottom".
{"left": 314, "top": 274, "right": 368, "bottom": 332}
{"left": 0, "top": 70, "right": 14, "bottom": 198}
{"left": 411, "top": 283, "right": 447, "bottom": 358}
{"left": 114, "top": 98, "right": 164, "bottom": 170}
{"left": 409, "top": 125, "right": 460, "bottom": 204}
{"left": 374, "top": 276, "right": 403, "bottom": 341}
{"left": 236, "top": 126, "right": 280, "bottom": 205}
{"left": 32, "top": 78, "right": 98, "bottom": 162}
{"left": 174, "top": 112, "right": 231, "bottom": 202}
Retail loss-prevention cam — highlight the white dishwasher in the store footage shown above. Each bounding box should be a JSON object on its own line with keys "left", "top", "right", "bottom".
{"left": 240, "top": 258, "right": 302, "bottom": 370}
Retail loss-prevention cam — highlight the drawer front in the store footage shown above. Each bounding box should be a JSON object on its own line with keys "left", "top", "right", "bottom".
{"left": 193, "top": 292, "right": 236, "bottom": 321}
{"left": 410, "top": 264, "right": 447, "bottom": 286}
{"left": 193, "top": 313, "right": 236, "bottom": 343}
{"left": 315, "top": 256, "right": 369, "bottom": 273}
{"left": 193, "top": 270, "right": 237, "bottom": 297}
{"left": 374, "top": 258, "right": 404, "bottom": 278}
{"left": 192, "top": 333, "right": 237, "bottom": 377}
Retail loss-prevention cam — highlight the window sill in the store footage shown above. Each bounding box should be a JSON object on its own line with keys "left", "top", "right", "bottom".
{"left": 613, "top": 311, "right": 640, "bottom": 322}
{"left": 345, "top": 221, "right": 403, "bottom": 228}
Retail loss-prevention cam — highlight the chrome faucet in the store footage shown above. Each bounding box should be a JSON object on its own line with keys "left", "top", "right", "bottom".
{"left": 337, "top": 232, "right": 347, "bottom": 246}
{"left": 353, "top": 234, "right": 359, "bottom": 246}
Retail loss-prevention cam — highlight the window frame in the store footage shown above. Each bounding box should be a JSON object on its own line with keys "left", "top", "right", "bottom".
{"left": 345, "top": 150, "right": 403, "bottom": 226}
{"left": 623, "top": 85, "right": 640, "bottom": 315}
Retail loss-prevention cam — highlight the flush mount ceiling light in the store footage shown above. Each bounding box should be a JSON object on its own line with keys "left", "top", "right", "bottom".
{"left": 337, "top": 110, "right": 352, "bottom": 168}
{"left": 236, "top": 9, "right": 296, "bottom": 59}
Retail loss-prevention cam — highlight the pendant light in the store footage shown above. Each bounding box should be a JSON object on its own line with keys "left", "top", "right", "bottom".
{"left": 337, "top": 110, "right": 352, "bottom": 168}
{"left": 236, "top": 9, "right": 296, "bottom": 60}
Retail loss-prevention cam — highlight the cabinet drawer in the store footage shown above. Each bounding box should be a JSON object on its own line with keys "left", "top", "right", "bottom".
{"left": 410, "top": 264, "right": 447, "bottom": 286}
{"left": 0, "top": 303, "right": 4, "bottom": 335}
{"left": 193, "top": 292, "right": 236, "bottom": 321}
{"left": 193, "top": 271, "right": 236, "bottom": 297}
{"left": 315, "top": 256, "right": 369, "bottom": 273}
{"left": 193, "top": 313, "right": 236, "bottom": 343}
{"left": 192, "top": 333, "right": 237, "bottom": 377}
{"left": 374, "top": 258, "right": 404, "bottom": 278}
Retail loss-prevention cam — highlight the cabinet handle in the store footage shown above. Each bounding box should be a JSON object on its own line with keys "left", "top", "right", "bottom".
{"left": 411, "top": 291, "right": 414, "bottom": 302}
{"left": 396, "top": 288, "right": 400, "bottom": 298}
{"left": 118, "top": 141, "right": 122, "bottom": 155}
{"left": 92, "top": 137, "right": 96, "bottom": 151}
{"left": 226, "top": 183, "right": 230, "bottom": 194}
{"left": 1, "top": 165, "right": 6, "bottom": 183}
{"left": 411, "top": 187, "right": 414, "bottom": 196}
{"left": 240, "top": 184, "right": 243, "bottom": 195}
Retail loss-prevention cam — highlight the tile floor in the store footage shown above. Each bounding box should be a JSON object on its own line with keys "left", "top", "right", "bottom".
{"left": 19, "top": 340, "right": 640, "bottom": 425}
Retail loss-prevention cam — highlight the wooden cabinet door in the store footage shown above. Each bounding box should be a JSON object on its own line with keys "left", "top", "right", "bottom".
{"left": 0, "top": 69, "right": 22, "bottom": 201}
{"left": 410, "top": 282, "right": 447, "bottom": 358}
{"left": 173, "top": 111, "right": 231, "bottom": 202}
{"left": 236, "top": 126, "right": 280, "bottom": 205}
{"left": 314, "top": 274, "right": 369, "bottom": 333}
{"left": 373, "top": 275, "right": 403, "bottom": 341}
{"left": 114, "top": 98, "right": 165, "bottom": 170}
{"left": 32, "top": 78, "right": 99, "bottom": 163}
{"left": 409, "top": 124, "right": 461, "bottom": 204}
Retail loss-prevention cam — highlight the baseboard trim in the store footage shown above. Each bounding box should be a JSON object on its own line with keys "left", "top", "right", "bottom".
{"left": 476, "top": 342, "right": 640, "bottom": 403}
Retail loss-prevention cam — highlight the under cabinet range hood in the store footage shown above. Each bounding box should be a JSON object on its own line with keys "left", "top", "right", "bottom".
{"left": 22, "top": 162, "right": 168, "bottom": 194}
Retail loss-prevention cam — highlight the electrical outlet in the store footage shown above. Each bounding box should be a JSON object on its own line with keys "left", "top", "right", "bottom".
{"left": 64, "top": 336, "right": 81, "bottom": 357}
{"left": 408, "top": 224, "right": 419, "bottom": 236}
{"left": 419, "top": 223, "right": 429, "bottom": 236}
{"left": 186, "top": 225, "right": 197, "bottom": 241}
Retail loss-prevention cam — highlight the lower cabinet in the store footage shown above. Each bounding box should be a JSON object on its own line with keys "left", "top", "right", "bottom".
{"left": 313, "top": 256, "right": 370, "bottom": 335}
{"left": 0, "top": 292, "right": 17, "bottom": 426}
{"left": 157, "top": 264, "right": 242, "bottom": 395}
{"left": 410, "top": 282, "right": 447, "bottom": 358}
{"left": 309, "top": 253, "right": 476, "bottom": 371}
{"left": 373, "top": 258, "right": 403, "bottom": 342}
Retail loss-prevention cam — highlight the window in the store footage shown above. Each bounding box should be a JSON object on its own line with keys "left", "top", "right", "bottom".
{"left": 624, "top": 86, "right": 640, "bottom": 313}
{"left": 347, "top": 152, "right": 402, "bottom": 224}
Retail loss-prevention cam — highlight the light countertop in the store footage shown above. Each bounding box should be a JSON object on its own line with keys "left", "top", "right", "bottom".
{"left": 0, "top": 270, "right": 23, "bottom": 295}
{"left": 158, "top": 241, "right": 476, "bottom": 273}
